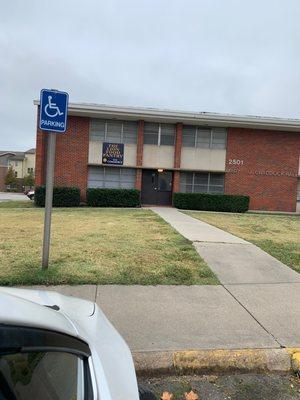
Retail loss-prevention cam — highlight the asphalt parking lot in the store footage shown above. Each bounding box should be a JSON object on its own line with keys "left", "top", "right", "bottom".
{"left": 138, "top": 373, "right": 300, "bottom": 399}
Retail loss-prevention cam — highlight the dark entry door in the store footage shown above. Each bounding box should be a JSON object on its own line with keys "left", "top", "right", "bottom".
{"left": 141, "top": 170, "right": 173, "bottom": 205}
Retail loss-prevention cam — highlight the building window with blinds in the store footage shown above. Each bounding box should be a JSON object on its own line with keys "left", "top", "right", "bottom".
{"left": 182, "top": 126, "right": 227, "bottom": 149}
{"left": 180, "top": 172, "right": 224, "bottom": 194}
{"left": 144, "top": 123, "right": 159, "bottom": 145}
{"left": 144, "top": 123, "right": 175, "bottom": 146}
{"left": 90, "top": 119, "right": 138, "bottom": 144}
{"left": 88, "top": 167, "right": 136, "bottom": 189}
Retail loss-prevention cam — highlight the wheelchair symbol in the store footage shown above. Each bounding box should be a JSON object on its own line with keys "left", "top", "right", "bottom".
{"left": 44, "top": 96, "right": 64, "bottom": 118}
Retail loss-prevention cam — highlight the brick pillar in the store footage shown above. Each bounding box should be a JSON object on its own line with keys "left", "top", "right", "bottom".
{"left": 135, "top": 120, "right": 144, "bottom": 190}
{"left": 54, "top": 116, "right": 89, "bottom": 201}
{"left": 173, "top": 123, "right": 183, "bottom": 193}
{"left": 135, "top": 169, "right": 142, "bottom": 191}
{"left": 35, "top": 107, "right": 47, "bottom": 186}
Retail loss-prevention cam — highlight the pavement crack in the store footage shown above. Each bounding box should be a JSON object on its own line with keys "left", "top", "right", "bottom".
{"left": 222, "top": 284, "right": 283, "bottom": 348}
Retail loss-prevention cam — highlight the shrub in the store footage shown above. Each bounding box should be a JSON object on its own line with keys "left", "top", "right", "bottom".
{"left": 86, "top": 188, "right": 140, "bottom": 207}
{"left": 23, "top": 171, "right": 35, "bottom": 187}
{"left": 173, "top": 192, "right": 250, "bottom": 213}
{"left": 34, "top": 186, "right": 80, "bottom": 207}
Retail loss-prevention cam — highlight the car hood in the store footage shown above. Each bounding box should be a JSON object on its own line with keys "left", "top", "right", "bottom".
{"left": 0, "top": 287, "right": 95, "bottom": 336}
{"left": 0, "top": 287, "right": 140, "bottom": 400}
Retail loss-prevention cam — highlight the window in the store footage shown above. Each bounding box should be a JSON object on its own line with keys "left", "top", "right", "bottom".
{"left": 14, "top": 171, "right": 18, "bottom": 177}
{"left": 160, "top": 124, "right": 175, "bottom": 145}
{"left": 144, "top": 123, "right": 175, "bottom": 146}
{"left": 180, "top": 172, "right": 224, "bottom": 194}
{"left": 123, "top": 121, "right": 138, "bottom": 144}
{"left": 106, "top": 121, "right": 122, "bottom": 142}
{"left": 90, "top": 119, "right": 138, "bottom": 144}
{"left": 0, "top": 325, "right": 92, "bottom": 400}
{"left": 90, "top": 119, "right": 105, "bottom": 141}
{"left": 144, "top": 123, "right": 159, "bottom": 145}
{"left": 182, "top": 126, "right": 195, "bottom": 147}
{"left": 182, "top": 126, "right": 227, "bottom": 149}
{"left": 0, "top": 352, "right": 82, "bottom": 400}
{"left": 212, "top": 128, "right": 227, "bottom": 149}
{"left": 157, "top": 171, "right": 173, "bottom": 191}
{"left": 88, "top": 166, "right": 136, "bottom": 189}
{"left": 196, "top": 129, "right": 211, "bottom": 148}
{"left": 27, "top": 167, "right": 33, "bottom": 174}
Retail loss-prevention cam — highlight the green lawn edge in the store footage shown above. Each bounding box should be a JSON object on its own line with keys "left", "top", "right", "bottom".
{"left": 184, "top": 210, "right": 300, "bottom": 275}
{"left": 0, "top": 207, "right": 219, "bottom": 286}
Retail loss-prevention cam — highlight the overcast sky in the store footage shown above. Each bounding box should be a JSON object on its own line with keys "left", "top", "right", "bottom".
{"left": 1, "top": 0, "right": 300, "bottom": 150}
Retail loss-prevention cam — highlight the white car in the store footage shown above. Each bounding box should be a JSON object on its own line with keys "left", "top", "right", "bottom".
{"left": 0, "top": 287, "right": 154, "bottom": 400}
{"left": 25, "top": 189, "right": 34, "bottom": 200}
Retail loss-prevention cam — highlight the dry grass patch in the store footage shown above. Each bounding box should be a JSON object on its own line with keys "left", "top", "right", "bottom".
{"left": 0, "top": 207, "right": 218, "bottom": 285}
{"left": 185, "top": 211, "right": 300, "bottom": 273}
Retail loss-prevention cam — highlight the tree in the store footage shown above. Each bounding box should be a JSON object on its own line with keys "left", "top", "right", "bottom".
{"left": 23, "top": 171, "right": 35, "bottom": 187}
{"left": 5, "top": 166, "right": 17, "bottom": 187}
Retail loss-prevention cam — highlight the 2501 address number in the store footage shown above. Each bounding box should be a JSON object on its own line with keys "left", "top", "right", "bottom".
{"left": 228, "top": 159, "right": 244, "bottom": 165}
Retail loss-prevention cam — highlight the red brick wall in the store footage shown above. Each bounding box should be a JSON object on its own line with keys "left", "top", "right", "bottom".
{"left": 174, "top": 123, "right": 183, "bottom": 169}
{"left": 35, "top": 107, "right": 47, "bottom": 186}
{"left": 0, "top": 166, "right": 7, "bottom": 191}
{"left": 35, "top": 115, "right": 89, "bottom": 201}
{"left": 54, "top": 116, "right": 89, "bottom": 200}
{"left": 172, "top": 123, "right": 183, "bottom": 194}
{"left": 225, "top": 128, "right": 300, "bottom": 211}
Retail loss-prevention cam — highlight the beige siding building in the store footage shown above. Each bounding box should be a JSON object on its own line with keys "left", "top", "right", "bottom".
{"left": 0, "top": 149, "right": 36, "bottom": 191}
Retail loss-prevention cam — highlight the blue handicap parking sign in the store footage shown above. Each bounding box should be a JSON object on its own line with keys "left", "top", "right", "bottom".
{"left": 39, "top": 89, "right": 69, "bottom": 133}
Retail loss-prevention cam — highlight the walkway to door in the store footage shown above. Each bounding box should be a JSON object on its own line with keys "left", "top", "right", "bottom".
{"left": 148, "top": 206, "right": 300, "bottom": 349}
{"left": 151, "top": 207, "right": 300, "bottom": 284}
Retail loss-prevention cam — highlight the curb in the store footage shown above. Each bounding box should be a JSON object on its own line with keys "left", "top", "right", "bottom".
{"left": 133, "top": 348, "right": 300, "bottom": 376}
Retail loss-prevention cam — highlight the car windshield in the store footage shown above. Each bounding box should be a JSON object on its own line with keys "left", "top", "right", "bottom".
{"left": 0, "top": 351, "right": 84, "bottom": 400}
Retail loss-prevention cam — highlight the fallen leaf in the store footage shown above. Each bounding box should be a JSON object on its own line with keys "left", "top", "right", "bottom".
{"left": 185, "top": 390, "right": 199, "bottom": 400}
{"left": 161, "top": 392, "right": 174, "bottom": 400}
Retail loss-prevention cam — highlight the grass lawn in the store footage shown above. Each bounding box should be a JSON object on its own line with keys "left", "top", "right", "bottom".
{"left": 184, "top": 211, "right": 300, "bottom": 274}
{"left": 0, "top": 205, "right": 218, "bottom": 285}
{"left": 0, "top": 200, "right": 34, "bottom": 208}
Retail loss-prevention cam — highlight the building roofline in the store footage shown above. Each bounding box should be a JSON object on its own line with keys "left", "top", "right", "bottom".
{"left": 33, "top": 101, "right": 300, "bottom": 132}
{"left": 0, "top": 152, "right": 16, "bottom": 157}
{"left": 25, "top": 148, "right": 36, "bottom": 154}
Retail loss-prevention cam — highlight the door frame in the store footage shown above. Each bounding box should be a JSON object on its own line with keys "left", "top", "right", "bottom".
{"left": 141, "top": 169, "right": 173, "bottom": 205}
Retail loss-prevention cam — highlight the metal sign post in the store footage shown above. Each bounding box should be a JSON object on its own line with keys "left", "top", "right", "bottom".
{"left": 39, "top": 89, "right": 69, "bottom": 269}
{"left": 42, "top": 132, "right": 56, "bottom": 269}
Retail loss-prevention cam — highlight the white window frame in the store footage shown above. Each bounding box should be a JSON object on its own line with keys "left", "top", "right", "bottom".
{"left": 158, "top": 124, "right": 161, "bottom": 146}
{"left": 90, "top": 119, "right": 137, "bottom": 144}
{"left": 144, "top": 123, "right": 175, "bottom": 146}
{"left": 180, "top": 171, "right": 224, "bottom": 194}
{"left": 88, "top": 166, "right": 136, "bottom": 189}
{"left": 182, "top": 126, "right": 227, "bottom": 149}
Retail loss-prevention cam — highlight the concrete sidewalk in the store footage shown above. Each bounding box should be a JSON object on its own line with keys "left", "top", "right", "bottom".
{"left": 150, "top": 207, "right": 248, "bottom": 244}
{"left": 148, "top": 207, "right": 300, "bottom": 350}
{"left": 152, "top": 207, "right": 300, "bottom": 285}
{"left": 15, "top": 208, "right": 300, "bottom": 372}
{"left": 25, "top": 283, "right": 300, "bottom": 352}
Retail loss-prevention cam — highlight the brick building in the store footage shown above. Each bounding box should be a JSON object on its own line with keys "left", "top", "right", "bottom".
{"left": 34, "top": 103, "right": 300, "bottom": 212}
